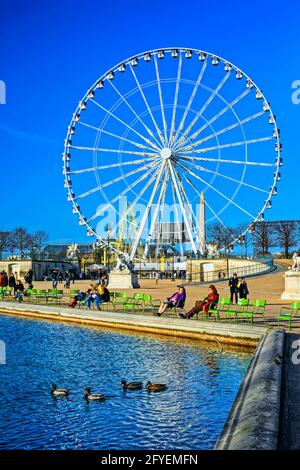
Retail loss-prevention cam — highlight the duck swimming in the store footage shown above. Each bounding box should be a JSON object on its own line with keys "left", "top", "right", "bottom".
{"left": 121, "top": 380, "right": 143, "bottom": 390}
{"left": 51, "top": 384, "right": 69, "bottom": 396}
{"left": 84, "top": 387, "right": 105, "bottom": 401}
{"left": 146, "top": 381, "right": 167, "bottom": 392}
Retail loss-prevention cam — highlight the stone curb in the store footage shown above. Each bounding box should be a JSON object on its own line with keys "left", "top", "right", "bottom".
{"left": 215, "top": 329, "right": 285, "bottom": 450}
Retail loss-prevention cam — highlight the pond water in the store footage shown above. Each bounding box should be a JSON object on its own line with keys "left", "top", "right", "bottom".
{"left": 0, "top": 315, "right": 252, "bottom": 450}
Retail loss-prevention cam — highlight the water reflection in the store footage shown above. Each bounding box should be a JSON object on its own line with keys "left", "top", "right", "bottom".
{"left": 0, "top": 315, "right": 251, "bottom": 450}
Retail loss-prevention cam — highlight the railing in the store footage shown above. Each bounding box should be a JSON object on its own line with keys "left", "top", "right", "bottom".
{"left": 182, "top": 259, "right": 274, "bottom": 285}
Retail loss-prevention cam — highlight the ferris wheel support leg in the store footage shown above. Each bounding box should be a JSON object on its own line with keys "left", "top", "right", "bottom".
{"left": 168, "top": 161, "right": 198, "bottom": 256}
{"left": 129, "top": 163, "right": 166, "bottom": 261}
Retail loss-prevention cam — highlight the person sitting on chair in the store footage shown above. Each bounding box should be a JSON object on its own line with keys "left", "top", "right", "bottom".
{"left": 154, "top": 286, "right": 186, "bottom": 317}
{"left": 179, "top": 285, "right": 219, "bottom": 319}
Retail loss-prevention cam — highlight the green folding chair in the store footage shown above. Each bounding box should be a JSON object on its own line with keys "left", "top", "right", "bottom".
{"left": 112, "top": 292, "right": 128, "bottom": 310}
{"left": 142, "top": 294, "right": 161, "bottom": 313}
{"left": 278, "top": 301, "right": 300, "bottom": 331}
{"left": 240, "top": 299, "right": 266, "bottom": 325}
{"left": 224, "top": 298, "right": 249, "bottom": 323}
{"left": 208, "top": 297, "right": 231, "bottom": 322}
{"left": 123, "top": 293, "right": 145, "bottom": 313}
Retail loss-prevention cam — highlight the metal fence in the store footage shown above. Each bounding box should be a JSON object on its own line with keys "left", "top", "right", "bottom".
{"left": 182, "top": 259, "right": 274, "bottom": 285}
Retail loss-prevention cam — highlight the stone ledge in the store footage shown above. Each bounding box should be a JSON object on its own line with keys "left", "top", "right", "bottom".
{"left": 0, "top": 302, "right": 268, "bottom": 347}
{"left": 215, "top": 329, "right": 285, "bottom": 450}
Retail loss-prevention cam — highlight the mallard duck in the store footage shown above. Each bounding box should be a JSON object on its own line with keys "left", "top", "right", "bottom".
{"left": 51, "top": 384, "right": 69, "bottom": 396}
{"left": 146, "top": 381, "right": 167, "bottom": 392}
{"left": 84, "top": 387, "right": 105, "bottom": 401}
{"left": 121, "top": 380, "right": 143, "bottom": 390}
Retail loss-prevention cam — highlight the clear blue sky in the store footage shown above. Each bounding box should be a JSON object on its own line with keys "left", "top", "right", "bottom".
{"left": 1, "top": 0, "right": 299, "bottom": 243}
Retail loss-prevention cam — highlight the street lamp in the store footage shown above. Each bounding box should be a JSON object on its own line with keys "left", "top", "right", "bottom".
{"left": 105, "top": 224, "right": 112, "bottom": 270}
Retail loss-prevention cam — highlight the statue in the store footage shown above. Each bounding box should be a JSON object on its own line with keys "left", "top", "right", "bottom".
{"left": 291, "top": 251, "right": 300, "bottom": 272}
{"left": 113, "top": 254, "right": 134, "bottom": 273}
{"left": 66, "top": 243, "right": 80, "bottom": 260}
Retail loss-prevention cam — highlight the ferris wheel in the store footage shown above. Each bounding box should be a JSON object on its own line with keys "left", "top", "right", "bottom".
{"left": 62, "top": 47, "right": 282, "bottom": 260}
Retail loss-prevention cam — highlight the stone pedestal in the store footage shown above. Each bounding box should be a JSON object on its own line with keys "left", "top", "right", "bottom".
{"left": 281, "top": 271, "right": 300, "bottom": 300}
{"left": 108, "top": 270, "right": 140, "bottom": 289}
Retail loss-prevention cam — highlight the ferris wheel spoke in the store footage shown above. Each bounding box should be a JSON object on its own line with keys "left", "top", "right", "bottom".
{"left": 204, "top": 197, "right": 234, "bottom": 237}
{"left": 177, "top": 161, "right": 255, "bottom": 219}
{"left": 170, "top": 174, "right": 184, "bottom": 256}
{"left": 182, "top": 173, "right": 233, "bottom": 237}
{"left": 69, "top": 158, "right": 160, "bottom": 174}
{"left": 107, "top": 80, "right": 162, "bottom": 150}
{"left": 78, "top": 121, "right": 158, "bottom": 152}
{"left": 70, "top": 144, "right": 158, "bottom": 158}
{"left": 172, "top": 57, "right": 208, "bottom": 145}
{"left": 153, "top": 55, "right": 168, "bottom": 144}
{"left": 90, "top": 98, "right": 160, "bottom": 150}
{"left": 75, "top": 162, "right": 157, "bottom": 200}
{"left": 172, "top": 165, "right": 200, "bottom": 241}
{"left": 173, "top": 71, "right": 231, "bottom": 150}
{"left": 178, "top": 136, "right": 273, "bottom": 155}
{"left": 143, "top": 167, "right": 170, "bottom": 257}
{"left": 179, "top": 110, "right": 265, "bottom": 152}
{"left": 87, "top": 163, "right": 160, "bottom": 223}
{"left": 130, "top": 162, "right": 167, "bottom": 260}
{"left": 168, "top": 160, "right": 198, "bottom": 255}
{"left": 177, "top": 154, "right": 276, "bottom": 167}
{"left": 109, "top": 165, "right": 162, "bottom": 239}
{"left": 175, "top": 89, "right": 251, "bottom": 152}
{"left": 179, "top": 158, "right": 269, "bottom": 193}
{"left": 169, "top": 52, "right": 183, "bottom": 146}
{"left": 129, "top": 64, "right": 165, "bottom": 146}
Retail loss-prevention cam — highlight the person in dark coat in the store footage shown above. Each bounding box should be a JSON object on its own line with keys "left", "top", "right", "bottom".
{"left": 8, "top": 273, "right": 16, "bottom": 295}
{"left": 239, "top": 278, "right": 249, "bottom": 300}
{"left": 229, "top": 273, "right": 239, "bottom": 304}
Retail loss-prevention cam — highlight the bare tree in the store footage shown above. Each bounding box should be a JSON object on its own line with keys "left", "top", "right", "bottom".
{"left": 28, "top": 230, "right": 49, "bottom": 259}
{"left": 250, "top": 222, "right": 275, "bottom": 255}
{"left": 273, "top": 221, "right": 299, "bottom": 258}
{"left": 0, "top": 232, "right": 11, "bottom": 260}
{"left": 208, "top": 223, "right": 235, "bottom": 253}
{"left": 11, "top": 227, "right": 31, "bottom": 258}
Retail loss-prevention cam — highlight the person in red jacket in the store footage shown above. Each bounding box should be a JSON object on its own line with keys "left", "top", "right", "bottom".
{"left": 179, "top": 285, "right": 219, "bottom": 319}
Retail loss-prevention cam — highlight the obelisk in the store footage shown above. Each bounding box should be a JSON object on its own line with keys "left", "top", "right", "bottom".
{"left": 199, "top": 192, "right": 206, "bottom": 255}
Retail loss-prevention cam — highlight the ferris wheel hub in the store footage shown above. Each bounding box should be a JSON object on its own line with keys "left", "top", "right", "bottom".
{"left": 160, "top": 147, "right": 173, "bottom": 160}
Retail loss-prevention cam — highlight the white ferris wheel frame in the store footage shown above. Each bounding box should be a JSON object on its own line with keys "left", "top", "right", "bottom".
{"left": 62, "top": 47, "right": 282, "bottom": 261}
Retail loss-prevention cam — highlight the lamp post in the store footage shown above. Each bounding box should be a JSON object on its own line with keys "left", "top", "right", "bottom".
{"left": 105, "top": 223, "right": 112, "bottom": 270}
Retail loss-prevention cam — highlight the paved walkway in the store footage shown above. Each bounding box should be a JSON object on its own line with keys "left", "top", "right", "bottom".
{"left": 10, "top": 260, "right": 300, "bottom": 332}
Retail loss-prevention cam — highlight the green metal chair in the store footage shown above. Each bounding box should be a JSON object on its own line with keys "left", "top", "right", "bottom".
{"left": 278, "top": 301, "right": 300, "bottom": 331}
{"left": 69, "top": 289, "right": 80, "bottom": 302}
{"left": 27, "top": 288, "right": 37, "bottom": 303}
{"left": 240, "top": 299, "right": 266, "bottom": 325}
{"left": 142, "top": 294, "right": 161, "bottom": 313}
{"left": 123, "top": 293, "right": 144, "bottom": 313}
{"left": 35, "top": 289, "right": 48, "bottom": 304}
{"left": 224, "top": 298, "right": 249, "bottom": 323}
{"left": 47, "top": 289, "right": 64, "bottom": 305}
{"left": 112, "top": 292, "right": 128, "bottom": 310}
{"left": 207, "top": 297, "right": 231, "bottom": 322}
{"left": 0, "top": 287, "right": 7, "bottom": 300}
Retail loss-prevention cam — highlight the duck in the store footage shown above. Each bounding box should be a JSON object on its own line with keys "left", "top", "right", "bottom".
{"left": 146, "top": 381, "right": 167, "bottom": 392}
{"left": 121, "top": 380, "right": 143, "bottom": 391}
{"left": 51, "top": 384, "right": 69, "bottom": 396}
{"left": 84, "top": 387, "right": 105, "bottom": 401}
